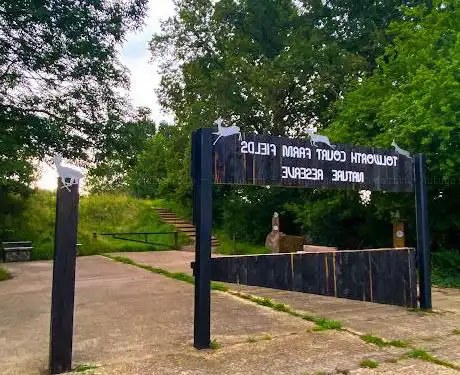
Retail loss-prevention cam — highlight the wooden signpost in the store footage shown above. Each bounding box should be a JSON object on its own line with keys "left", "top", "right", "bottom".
{"left": 192, "top": 125, "right": 431, "bottom": 349}
{"left": 49, "top": 159, "right": 82, "bottom": 374}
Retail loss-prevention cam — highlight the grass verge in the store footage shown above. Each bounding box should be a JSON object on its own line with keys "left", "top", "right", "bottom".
{"left": 360, "top": 334, "right": 408, "bottom": 348}
{"left": 0, "top": 266, "right": 11, "bottom": 281}
{"left": 228, "top": 290, "right": 342, "bottom": 331}
{"left": 406, "top": 349, "right": 460, "bottom": 370}
{"left": 104, "top": 254, "right": 228, "bottom": 292}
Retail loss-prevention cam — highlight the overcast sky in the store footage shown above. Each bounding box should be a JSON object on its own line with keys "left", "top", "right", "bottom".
{"left": 119, "top": 0, "right": 175, "bottom": 123}
{"left": 37, "top": 0, "right": 175, "bottom": 190}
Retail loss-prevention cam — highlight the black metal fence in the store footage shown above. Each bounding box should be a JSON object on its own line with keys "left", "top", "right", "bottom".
{"left": 94, "top": 231, "right": 179, "bottom": 249}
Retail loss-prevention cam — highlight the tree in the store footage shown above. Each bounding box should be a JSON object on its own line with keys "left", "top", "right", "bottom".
{"left": 327, "top": 0, "right": 460, "bottom": 249}
{"left": 148, "top": 0, "right": 426, "bottom": 245}
{"left": 0, "top": 0, "right": 148, "bottom": 191}
{"left": 87, "top": 107, "right": 156, "bottom": 194}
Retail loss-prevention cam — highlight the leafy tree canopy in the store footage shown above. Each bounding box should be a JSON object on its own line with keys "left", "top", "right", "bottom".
{"left": 328, "top": 0, "right": 460, "bottom": 248}
{"left": 0, "top": 0, "right": 148, "bottom": 191}
{"left": 151, "top": 0, "right": 418, "bottom": 136}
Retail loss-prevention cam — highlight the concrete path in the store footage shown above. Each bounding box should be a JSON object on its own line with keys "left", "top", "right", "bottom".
{"left": 0, "top": 252, "right": 459, "bottom": 375}
{"left": 118, "top": 251, "right": 460, "bottom": 371}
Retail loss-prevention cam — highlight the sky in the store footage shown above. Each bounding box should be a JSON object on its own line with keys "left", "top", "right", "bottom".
{"left": 36, "top": 0, "right": 175, "bottom": 190}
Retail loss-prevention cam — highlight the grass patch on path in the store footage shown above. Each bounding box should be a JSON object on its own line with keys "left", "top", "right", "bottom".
{"left": 359, "top": 359, "right": 379, "bottom": 369}
{"left": 406, "top": 349, "right": 460, "bottom": 370}
{"left": 73, "top": 364, "right": 99, "bottom": 372}
{"left": 360, "top": 334, "right": 408, "bottom": 348}
{"left": 227, "top": 290, "right": 342, "bottom": 331}
{"left": 0, "top": 266, "right": 11, "bottom": 281}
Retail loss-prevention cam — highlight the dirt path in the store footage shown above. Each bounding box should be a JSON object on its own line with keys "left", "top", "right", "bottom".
{"left": 0, "top": 252, "right": 459, "bottom": 374}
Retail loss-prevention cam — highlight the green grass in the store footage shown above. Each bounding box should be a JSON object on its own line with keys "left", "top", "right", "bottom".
{"left": 228, "top": 291, "right": 342, "bottom": 331}
{"left": 0, "top": 266, "right": 11, "bottom": 281}
{"left": 104, "top": 254, "right": 229, "bottom": 292}
{"left": 406, "top": 349, "right": 460, "bottom": 370}
{"left": 359, "top": 359, "right": 379, "bottom": 369}
{"left": 214, "top": 230, "right": 270, "bottom": 256}
{"left": 302, "top": 314, "right": 342, "bottom": 330}
{"left": 209, "top": 339, "right": 222, "bottom": 350}
{"left": 73, "top": 364, "right": 99, "bottom": 372}
{"left": 360, "top": 334, "right": 408, "bottom": 348}
{"left": 452, "top": 328, "right": 460, "bottom": 335}
{"left": 3, "top": 191, "right": 190, "bottom": 260}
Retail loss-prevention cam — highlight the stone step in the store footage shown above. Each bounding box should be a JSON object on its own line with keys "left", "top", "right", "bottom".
{"left": 174, "top": 224, "right": 195, "bottom": 229}
{"left": 155, "top": 207, "right": 220, "bottom": 247}
{"left": 163, "top": 219, "right": 191, "bottom": 224}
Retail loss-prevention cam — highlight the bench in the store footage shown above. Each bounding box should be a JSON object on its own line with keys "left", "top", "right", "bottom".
{"left": 1, "top": 241, "right": 33, "bottom": 262}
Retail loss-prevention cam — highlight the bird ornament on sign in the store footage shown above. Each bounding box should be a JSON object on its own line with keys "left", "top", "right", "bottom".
{"left": 53, "top": 155, "right": 84, "bottom": 192}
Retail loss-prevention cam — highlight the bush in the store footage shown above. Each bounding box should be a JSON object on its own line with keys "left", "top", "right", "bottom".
{"left": 432, "top": 250, "right": 460, "bottom": 288}
{"left": 0, "top": 266, "right": 11, "bottom": 281}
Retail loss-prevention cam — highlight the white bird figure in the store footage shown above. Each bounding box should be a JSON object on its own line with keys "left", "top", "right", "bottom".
{"left": 305, "top": 128, "right": 335, "bottom": 149}
{"left": 392, "top": 140, "right": 411, "bottom": 159}
{"left": 212, "top": 117, "right": 242, "bottom": 145}
{"left": 53, "top": 155, "right": 84, "bottom": 192}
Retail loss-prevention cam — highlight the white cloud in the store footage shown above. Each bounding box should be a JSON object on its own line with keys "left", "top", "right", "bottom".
{"left": 37, "top": 0, "right": 175, "bottom": 190}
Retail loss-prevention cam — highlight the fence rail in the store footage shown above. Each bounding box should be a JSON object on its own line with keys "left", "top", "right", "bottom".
{"left": 94, "top": 231, "right": 179, "bottom": 249}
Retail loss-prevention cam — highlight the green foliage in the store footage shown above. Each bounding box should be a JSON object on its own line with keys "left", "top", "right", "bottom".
{"left": 140, "top": 0, "right": 420, "bottom": 251}
{"left": 406, "top": 349, "right": 460, "bottom": 370}
{"left": 360, "top": 334, "right": 408, "bottom": 348}
{"left": 0, "top": 0, "right": 148, "bottom": 191}
{"left": 285, "top": 190, "right": 395, "bottom": 249}
{"left": 328, "top": 0, "right": 460, "bottom": 250}
{"left": 128, "top": 125, "right": 192, "bottom": 206}
{"left": 0, "top": 266, "right": 11, "bottom": 281}
{"left": 215, "top": 230, "right": 270, "bottom": 255}
{"left": 432, "top": 250, "right": 460, "bottom": 288}
{"left": 73, "top": 364, "right": 99, "bottom": 372}
{"left": 5, "top": 191, "right": 186, "bottom": 260}
{"left": 87, "top": 107, "right": 157, "bottom": 194}
{"left": 209, "top": 339, "right": 222, "bottom": 350}
{"left": 302, "top": 315, "right": 342, "bottom": 330}
{"left": 151, "top": 0, "right": 408, "bottom": 135}
{"left": 359, "top": 359, "right": 379, "bottom": 369}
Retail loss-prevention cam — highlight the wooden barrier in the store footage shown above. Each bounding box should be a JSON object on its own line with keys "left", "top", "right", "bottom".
{"left": 208, "top": 248, "right": 417, "bottom": 308}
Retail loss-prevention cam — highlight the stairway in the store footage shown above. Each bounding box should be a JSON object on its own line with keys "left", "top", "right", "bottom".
{"left": 155, "top": 208, "right": 220, "bottom": 248}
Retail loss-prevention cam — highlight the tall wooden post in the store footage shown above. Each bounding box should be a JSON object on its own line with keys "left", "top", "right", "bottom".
{"left": 414, "top": 154, "right": 432, "bottom": 309}
{"left": 49, "top": 179, "right": 79, "bottom": 374}
{"left": 192, "top": 128, "right": 213, "bottom": 349}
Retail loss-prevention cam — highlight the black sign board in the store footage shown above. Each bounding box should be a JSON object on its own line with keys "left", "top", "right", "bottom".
{"left": 213, "top": 133, "right": 413, "bottom": 192}
{"left": 192, "top": 127, "right": 430, "bottom": 352}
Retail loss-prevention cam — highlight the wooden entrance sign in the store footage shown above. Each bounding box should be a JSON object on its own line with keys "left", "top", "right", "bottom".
{"left": 192, "top": 125, "right": 431, "bottom": 350}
